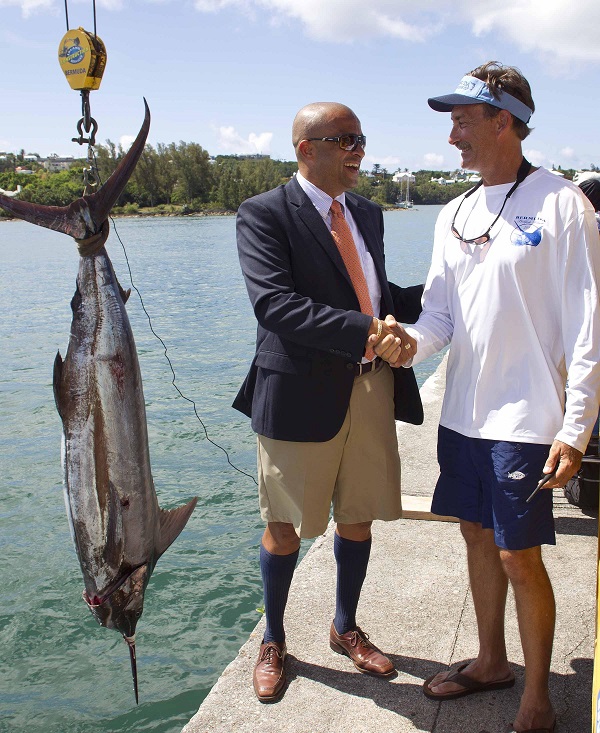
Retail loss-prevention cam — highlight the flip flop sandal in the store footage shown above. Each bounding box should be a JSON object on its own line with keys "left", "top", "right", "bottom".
{"left": 423, "top": 661, "right": 515, "bottom": 701}
{"left": 509, "top": 718, "right": 556, "bottom": 733}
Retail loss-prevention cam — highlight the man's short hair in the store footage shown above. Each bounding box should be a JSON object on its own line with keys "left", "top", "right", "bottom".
{"left": 469, "top": 61, "right": 535, "bottom": 140}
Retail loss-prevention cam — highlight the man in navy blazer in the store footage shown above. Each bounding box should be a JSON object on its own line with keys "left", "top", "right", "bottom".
{"left": 234, "top": 102, "right": 423, "bottom": 702}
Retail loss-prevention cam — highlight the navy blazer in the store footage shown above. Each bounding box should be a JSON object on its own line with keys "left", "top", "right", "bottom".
{"left": 233, "top": 176, "right": 424, "bottom": 442}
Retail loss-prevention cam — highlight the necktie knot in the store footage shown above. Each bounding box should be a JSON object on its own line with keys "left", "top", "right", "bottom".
{"left": 330, "top": 200, "right": 343, "bottom": 218}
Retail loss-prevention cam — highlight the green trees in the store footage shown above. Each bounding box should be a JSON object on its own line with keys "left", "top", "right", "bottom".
{"left": 11, "top": 169, "right": 83, "bottom": 206}
{"left": 2, "top": 146, "right": 539, "bottom": 214}
{"left": 168, "top": 142, "right": 214, "bottom": 205}
{"left": 213, "top": 157, "right": 287, "bottom": 210}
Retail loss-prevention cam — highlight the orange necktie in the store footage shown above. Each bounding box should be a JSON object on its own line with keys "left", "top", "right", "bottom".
{"left": 329, "top": 200, "right": 375, "bottom": 360}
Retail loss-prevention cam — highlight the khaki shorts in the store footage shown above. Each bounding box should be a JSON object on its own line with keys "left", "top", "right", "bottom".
{"left": 257, "top": 362, "right": 402, "bottom": 538}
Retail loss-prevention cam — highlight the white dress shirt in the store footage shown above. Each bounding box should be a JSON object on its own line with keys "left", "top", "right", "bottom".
{"left": 295, "top": 172, "right": 382, "bottom": 321}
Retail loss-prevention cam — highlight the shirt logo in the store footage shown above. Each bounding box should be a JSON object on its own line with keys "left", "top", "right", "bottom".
{"left": 507, "top": 471, "right": 526, "bottom": 480}
{"left": 511, "top": 215, "right": 545, "bottom": 247}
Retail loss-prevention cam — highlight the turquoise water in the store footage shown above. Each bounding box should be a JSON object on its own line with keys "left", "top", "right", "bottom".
{"left": 0, "top": 207, "right": 443, "bottom": 733}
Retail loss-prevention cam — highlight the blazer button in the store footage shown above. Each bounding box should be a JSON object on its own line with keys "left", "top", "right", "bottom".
{"left": 345, "top": 362, "right": 354, "bottom": 371}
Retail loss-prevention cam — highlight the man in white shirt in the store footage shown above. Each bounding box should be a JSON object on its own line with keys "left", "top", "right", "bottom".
{"left": 374, "top": 62, "right": 600, "bottom": 733}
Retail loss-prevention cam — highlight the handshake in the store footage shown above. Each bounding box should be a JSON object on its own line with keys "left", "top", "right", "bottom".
{"left": 367, "top": 315, "right": 416, "bottom": 368}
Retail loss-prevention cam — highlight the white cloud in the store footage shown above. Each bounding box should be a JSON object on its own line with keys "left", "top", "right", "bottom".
{"left": 7, "top": 0, "right": 599, "bottom": 64}
{"left": 216, "top": 125, "right": 273, "bottom": 154}
{"left": 524, "top": 148, "right": 548, "bottom": 168}
{"left": 0, "top": 0, "right": 122, "bottom": 15}
{"left": 363, "top": 155, "right": 405, "bottom": 170}
{"left": 193, "top": 0, "right": 439, "bottom": 41}
{"left": 0, "top": 0, "right": 54, "bottom": 16}
{"left": 188, "top": 0, "right": 600, "bottom": 63}
{"left": 525, "top": 146, "right": 593, "bottom": 171}
{"left": 467, "top": 0, "right": 600, "bottom": 64}
{"left": 424, "top": 153, "right": 444, "bottom": 168}
{"left": 119, "top": 135, "right": 136, "bottom": 151}
{"left": 560, "top": 147, "right": 575, "bottom": 160}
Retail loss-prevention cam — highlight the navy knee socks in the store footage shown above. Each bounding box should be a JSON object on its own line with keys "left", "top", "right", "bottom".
{"left": 260, "top": 544, "right": 299, "bottom": 643}
{"left": 333, "top": 533, "right": 372, "bottom": 635}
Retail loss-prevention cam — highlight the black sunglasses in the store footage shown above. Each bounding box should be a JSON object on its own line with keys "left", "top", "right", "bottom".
{"left": 451, "top": 158, "right": 532, "bottom": 245}
{"left": 305, "top": 134, "right": 367, "bottom": 151}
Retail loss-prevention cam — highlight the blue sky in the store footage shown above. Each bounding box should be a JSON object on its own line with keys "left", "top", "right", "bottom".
{"left": 1, "top": 0, "right": 599, "bottom": 172}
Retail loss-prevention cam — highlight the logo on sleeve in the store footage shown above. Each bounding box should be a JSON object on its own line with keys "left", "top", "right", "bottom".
{"left": 511, "top": 215, "right": 545, "bottom": 246}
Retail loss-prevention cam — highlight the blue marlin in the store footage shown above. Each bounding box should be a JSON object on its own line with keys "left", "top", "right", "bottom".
{"left": 0, "top": 101, "right": 197, "bottom": 703}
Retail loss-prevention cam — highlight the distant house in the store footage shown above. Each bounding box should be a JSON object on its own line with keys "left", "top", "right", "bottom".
{"left": 431, "top": 173, "right": 480, "bottom": 186}
{"left": 392, "top": 170, "right": 415, "bottom": 184}
{"left": 43, "top": 156, "right": 75, "bottom": 172}
{"left": 431, "top": 176, "right": 457, "bottom": 185}
{"left": 15, "top": 166, "right": 34, "bottom": 175}
{"left": 233, "top": 154, "right": 271, "bottom": 161}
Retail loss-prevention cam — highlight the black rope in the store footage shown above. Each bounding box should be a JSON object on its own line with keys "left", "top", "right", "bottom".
{"left": 92, "top": 0, "right": 97, "bottom": 36}
{"left": 63, "top": 0, "right": 69, "bottom": 30}
{"left": 88, "top": 150, "right": 257, "bottom": 486}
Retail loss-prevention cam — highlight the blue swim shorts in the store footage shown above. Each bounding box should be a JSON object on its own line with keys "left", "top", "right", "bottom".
{"left": 432, "top": 425, "right": 555, "bottom": 550}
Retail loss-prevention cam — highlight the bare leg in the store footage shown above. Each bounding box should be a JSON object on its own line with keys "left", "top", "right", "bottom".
{"left": 427, "top": 521, "right": 513, "bottom": 694}
{"left": 337, "top": 521, "right": 372, "bottom": 542}
{"left": 501, "top": 546, "right": 555, "bottom": 732}
{"left": 263, "top": 522, "right": 301, "bottom": 555}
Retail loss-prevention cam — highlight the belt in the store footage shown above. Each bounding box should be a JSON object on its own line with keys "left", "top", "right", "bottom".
{"left": 352, "top": 357, "right": 381, "bottom": 376}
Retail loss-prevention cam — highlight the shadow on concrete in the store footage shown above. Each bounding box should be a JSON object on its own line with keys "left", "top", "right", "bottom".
{"left": 555, "top": 514, "right": 598, "bottom": 537}
{"left": 284, "top": 654, "right": 433, "bottom": 730}
{"left": 282, "top": 654, "right": 592, "bottom": 733}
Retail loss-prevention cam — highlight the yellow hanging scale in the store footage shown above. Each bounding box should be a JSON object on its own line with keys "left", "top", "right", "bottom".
{"left": 58, "top": 27, "right": 106, "bottom": 93}
{"left": 57, "top": 13, "right": 107, "bottom": 190}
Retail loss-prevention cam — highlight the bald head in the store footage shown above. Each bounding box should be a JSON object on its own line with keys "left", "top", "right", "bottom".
{"left": 291, "top": 102, "right": 364, "bottom": 197}
{"left": 292, "top": 102, "right": 359, "bottom": 155}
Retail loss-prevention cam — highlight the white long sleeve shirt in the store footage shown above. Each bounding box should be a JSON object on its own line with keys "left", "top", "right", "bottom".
{"left": 407, "top": 167, "right": 600, "bottom": 453}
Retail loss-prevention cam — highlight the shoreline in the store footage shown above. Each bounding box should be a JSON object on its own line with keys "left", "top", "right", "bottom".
{"left": 0, "top": 209, "right": 238, "bottom": 222}
{"left": 0, "top": 204, "right": 422, "bottom": 224}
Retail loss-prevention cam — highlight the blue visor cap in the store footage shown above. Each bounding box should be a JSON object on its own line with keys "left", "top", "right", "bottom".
{"left": 428, "top": 75, "right": 533, "bottom": 123}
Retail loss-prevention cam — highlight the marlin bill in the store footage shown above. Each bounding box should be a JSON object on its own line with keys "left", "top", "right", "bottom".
{"left": 0, "top": 100, "right": 198, "bottom": 703}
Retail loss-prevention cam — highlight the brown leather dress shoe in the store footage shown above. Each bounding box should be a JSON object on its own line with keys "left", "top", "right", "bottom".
{"left": 253, "top": 640, "right": 287, "bottom": 702}
{"left": 329, "top": 622, "right": 395, "bottom": 677}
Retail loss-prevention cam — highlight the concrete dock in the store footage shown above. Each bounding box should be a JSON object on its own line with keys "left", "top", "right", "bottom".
{"left": 183, "top": 357, "right": 598, "bottom": 733}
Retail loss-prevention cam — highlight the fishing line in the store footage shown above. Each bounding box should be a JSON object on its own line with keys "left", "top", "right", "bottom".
{"left": 60, "top": 0, "right": 255, "bottom": 485}
{"left": 110, "top": 214, "right": 258, "bottom": 486}
{"left": 88, "top": 151, "right": 257, "bottom": 486}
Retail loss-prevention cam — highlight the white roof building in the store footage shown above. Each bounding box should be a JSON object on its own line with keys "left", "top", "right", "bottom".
{"left": 392, "top": 170, "right": 415, "bottom": 184}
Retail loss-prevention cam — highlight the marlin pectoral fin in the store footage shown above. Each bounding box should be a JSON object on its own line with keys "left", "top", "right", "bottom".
{"left": 0, "top": 99, "right": 151, "bottom": 241}
{"left": 53, "top": 351, "right": 66, "bottom": 420}
{"left": 155, "top": 496, "right": 198, "bottom": 558}
{"left": 116, "top": 278, "right": 132, "bottom": 304}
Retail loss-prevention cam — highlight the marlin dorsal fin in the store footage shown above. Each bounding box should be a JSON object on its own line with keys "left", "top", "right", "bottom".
{"left": 156, "top": 497, "right": 198, "bottom": 558}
